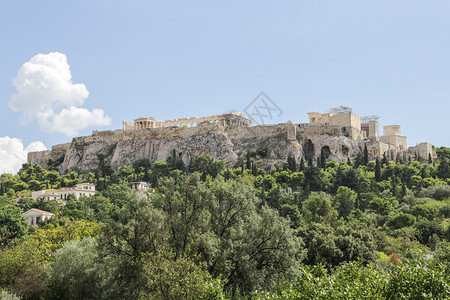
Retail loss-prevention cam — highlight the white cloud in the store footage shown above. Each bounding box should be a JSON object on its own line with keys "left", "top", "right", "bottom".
{"left": 44, "top": 106, "right": 112, "bottom": 137}
{"left": 0, "top": 137, "right": 46, "bottom": 175}
{"left": 9, "top": 52, "right": 111, "bottom": 136}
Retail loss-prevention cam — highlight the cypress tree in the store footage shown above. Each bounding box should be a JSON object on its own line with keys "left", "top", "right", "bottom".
{"left": 363, "top": 143, "right": 369, "bottom": 165}
{"left": 246, "top": 150, "right": 251, "bottom": 170}
{"left": 401, "top": 183, "right": 407, "bottom": 197}
{"left": 375, "top": 158, "right": 381, "bottom": 182}
{"left": 171, "top": 149, "right": 177, "bottom": 169}
{"left": 251, "top": 162, "right": 257, "bottom": 176}
{"left": 287, "top": 152, "right": 297, "bottom": 172}
{"left": 320, "top": 148, "right": 326, "bottom": 169}
{"left": 347, "top": 157, "right": 351, "bottom": 166}
{"left": 299, "top": 157, "right": 305, "bottom": 172}
{"left": 428, "top": 153, "right": 433, "bottom": 164}
{"left": 438, "top": 155, "right": 450, "bottom": 179}
{"left": 382, "top": 152, "right": 388, "bottom": 166}
{"left": 391, "top": 175, "right": 398, "bottom": 198}
{"left": 354, "top": 153, "right": 363, "bottom": 168}
{"left": 304, "top": 182, "right": 310, "bottom": 196}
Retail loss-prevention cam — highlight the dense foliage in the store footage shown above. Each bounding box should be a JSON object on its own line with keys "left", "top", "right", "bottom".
{"left": 0, "top": 146, "right": 449, "bottom": 299}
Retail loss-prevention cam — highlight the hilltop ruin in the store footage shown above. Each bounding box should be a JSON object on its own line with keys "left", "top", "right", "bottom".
{"left": 28, "top": 107, "right": 436, "bottom": 173}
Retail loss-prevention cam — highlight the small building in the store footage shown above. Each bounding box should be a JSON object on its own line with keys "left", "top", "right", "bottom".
{"left": 23, "top": 208, "right": 54, "bottom": 227}
{"left": 130, "top": 181, "right": 150, "bottom": 193}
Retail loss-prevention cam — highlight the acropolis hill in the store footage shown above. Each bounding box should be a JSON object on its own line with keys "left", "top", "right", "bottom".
{"left": 28, "top": 107, "right": 436, "bottom": 173}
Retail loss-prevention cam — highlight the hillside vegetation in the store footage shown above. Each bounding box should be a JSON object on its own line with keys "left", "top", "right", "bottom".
{"left": 0, "top": 147, "right": 449, "bottom": 299}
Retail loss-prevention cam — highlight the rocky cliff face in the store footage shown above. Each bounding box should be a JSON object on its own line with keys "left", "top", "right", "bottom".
{"left": 46, "top": 124, "right": 306, "bottom": 173}
{"left": 28, "top": 122, "right": 368, "bottom": 174}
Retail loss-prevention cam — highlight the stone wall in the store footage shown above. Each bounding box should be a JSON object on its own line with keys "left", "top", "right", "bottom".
{"left": 27, "top": 150, "right": 52, "bottom": 166}
{"left": 380, "top": 134, "right": 407, "bottom": 150}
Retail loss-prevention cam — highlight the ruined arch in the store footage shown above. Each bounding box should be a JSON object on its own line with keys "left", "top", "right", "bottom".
{"left": 321, "top": 146, "right": 331, "bottom": 159}
{"left": 303, "top": 139, "right": 315, "bottom": 157}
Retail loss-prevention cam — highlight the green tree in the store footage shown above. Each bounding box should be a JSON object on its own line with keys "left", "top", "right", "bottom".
{"left": 287, "top": 152, "right": 297, "bottom": 172}
{"left": 0, "top": 205, "right": 29, "bottom": 249}
{"left": 437, "top": 154, "right": 450, "bottom": 179}
{"left": 375, "top": 158, "right": 381, "bottom": 182}
{"left": 154, "top": 175, "right": 305, "bottom": 295}
{"left": 320, "top": 148, "right": 326, "bottom": 169}
{"left": 415, "top": 220, "right": 444, "bottom": 245}
{"left": 354, "top": 152, "right": 364, "bottom": 168}
{"left": 334, "top": 186, "right": 356, "bottom": 220}
{"left": 142, "top": 250, "right": 225, "bottom": 299}
{"left": 98, "top": 192, "right": 165, "bottom": 299}
{"left": 45, "top": 170, "right": 60, "bottom": 187}
{"left": 298, "top": 222, "right": 376, "bottom": 267}
{"left": 0, "top": 219, "right": 99, "bottom": 297}
{"left": 246, "top": 150, "right": 252, "bottom": 170}
{"left": 299, "top": 157, "right": 305, "bottom": 172}
{"left": 384, "top": 212, "right": 416, "bottom": 230}
{"left": 363, "top": 143, "right": 369, "bottom": 165}
{"left": 15, "top": 197, "right": 35, "bottom": 211}
{"left": 302, "top": 192, "right": 337, "bottom": 224}
{"left": 46, "top": 238, "right": 105, "bottom": 300}
{"left": 412, "top": 204, "right": 438, "bottom": 221}
{"left": 257, "top": 146, "right": 268, "bottom": 158}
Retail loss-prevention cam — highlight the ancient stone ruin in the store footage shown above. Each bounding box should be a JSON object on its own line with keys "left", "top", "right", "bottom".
{"left": 122, "top": 112, "right": 252, "bottom": 130}
{"left": 27, "top": 108, "right": 436, "bottom": 173}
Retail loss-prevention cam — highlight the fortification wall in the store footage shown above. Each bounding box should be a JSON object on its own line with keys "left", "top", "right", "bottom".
{"left": 52, "top": 143, "right": 71, "bottom": 151}
{"left": 295, "top": 123, "right": 363, "bottom": 140}
{"left": 27, "top": 150, "right": 51, "bottom": 164}
{"left": 329, "top": 112, "right": 361, "bottom": 129}
{"left": 380, "top": 134, "right": 407, "bottom": 150}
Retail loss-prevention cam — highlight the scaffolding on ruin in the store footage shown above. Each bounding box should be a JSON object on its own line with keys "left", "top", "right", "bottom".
{"left": 360, "top": 115, "right": 380, "bottom": 123}
{"left": 326, "top": 106, "right": 352, "bottom": 114}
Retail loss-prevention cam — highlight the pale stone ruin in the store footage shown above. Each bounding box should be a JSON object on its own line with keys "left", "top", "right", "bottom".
{"left": 27, "top": 107, "right": 436, "bottom": 173}
{"left": 122, "top": 112, "right": 252, "bottom": 130}
{"left": 306, "top": 106, "right": 433, "bottom": 161}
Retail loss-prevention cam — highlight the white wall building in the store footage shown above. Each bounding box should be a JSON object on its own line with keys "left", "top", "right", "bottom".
{"left": 31, "top": 183, "right": 96, "bottom": 201}
{"left": 130, "top": 181, "right": 150, "bottom": 192}
{"left": 23, "top": 208, "right": 54, "bottom": 226}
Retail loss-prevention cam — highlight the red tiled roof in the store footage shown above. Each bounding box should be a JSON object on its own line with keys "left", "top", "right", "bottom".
{"left": 25, "top": 208, "right": 55, "bottom": 215}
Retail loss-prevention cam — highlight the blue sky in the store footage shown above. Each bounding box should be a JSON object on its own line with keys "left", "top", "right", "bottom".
{"left": 1, "top": 1, "right": 449, "bottom": 173}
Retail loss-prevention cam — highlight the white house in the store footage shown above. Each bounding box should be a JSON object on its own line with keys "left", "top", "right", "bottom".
{"left": 130, "top": 181, "right": 150, "bottom": 193}
{"left": 32, "top": 183, "right": 96, "bottom": 202}
{"left": 23, "top": 208, "right": 54, "bottom": 226}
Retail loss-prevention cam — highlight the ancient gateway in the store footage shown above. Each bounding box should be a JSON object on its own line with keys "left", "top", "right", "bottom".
{"left": 28, "top": 107, "right": 436, "bottom": 173}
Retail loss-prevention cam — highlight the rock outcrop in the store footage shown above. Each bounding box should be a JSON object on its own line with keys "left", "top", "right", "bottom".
{"left": 31, "top": 122, "right": 312, "bottom": 173}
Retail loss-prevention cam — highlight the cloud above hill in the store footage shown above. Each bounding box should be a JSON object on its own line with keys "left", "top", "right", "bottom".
{"left": 9, "top": 52, "right": 111, "bottom": 136}
{"left": 0, "top": 137, "right": 46, "bottom": 175}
